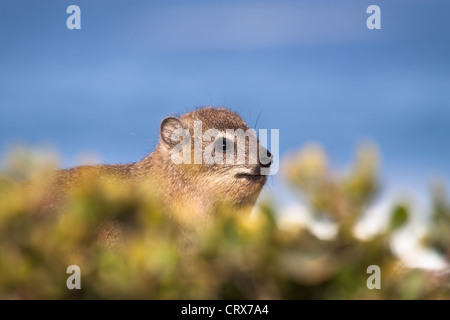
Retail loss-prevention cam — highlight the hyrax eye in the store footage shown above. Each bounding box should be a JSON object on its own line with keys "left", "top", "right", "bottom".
{"left": 222, "top": 139, "right": 228, "bottom": 151}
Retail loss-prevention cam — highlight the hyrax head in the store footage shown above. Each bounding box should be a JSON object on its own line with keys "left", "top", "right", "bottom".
{"left": 159, "top": 107, "right": 272, "bottom": 206}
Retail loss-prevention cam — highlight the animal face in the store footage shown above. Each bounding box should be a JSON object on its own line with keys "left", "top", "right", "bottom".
{"left": 160, "top": 107, "right": 272, "bottom": 205}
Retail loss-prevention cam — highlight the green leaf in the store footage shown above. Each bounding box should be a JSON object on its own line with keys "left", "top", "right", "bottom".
{"left": 389, "top": 205, "right": 409, "bottom": 231}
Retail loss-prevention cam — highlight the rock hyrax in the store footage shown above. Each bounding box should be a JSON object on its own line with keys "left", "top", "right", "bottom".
{"left": 47, "top": 107, "right": 272, "bottom": 224}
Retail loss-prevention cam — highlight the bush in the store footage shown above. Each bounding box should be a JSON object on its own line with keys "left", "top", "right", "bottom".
{"left": 0, "top": 144, "right": 449, "bottom": 299}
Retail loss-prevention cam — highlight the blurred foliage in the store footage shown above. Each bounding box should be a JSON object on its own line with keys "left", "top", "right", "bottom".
{"left": 0, "top": 144, "right": 449, "bottom": 299}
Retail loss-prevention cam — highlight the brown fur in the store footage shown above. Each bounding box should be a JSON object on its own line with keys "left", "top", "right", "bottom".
{"left": 41, "top": 107, "right": 272, "bottom": 245}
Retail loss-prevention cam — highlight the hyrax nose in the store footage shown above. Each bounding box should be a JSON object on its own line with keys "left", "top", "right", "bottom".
{"left": 260, "top": 149, "right": 273, "bottom": 168}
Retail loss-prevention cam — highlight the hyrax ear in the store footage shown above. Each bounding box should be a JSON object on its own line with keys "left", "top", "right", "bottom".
{"left": 160, "top": 116, "right": 187, "bottom": 146}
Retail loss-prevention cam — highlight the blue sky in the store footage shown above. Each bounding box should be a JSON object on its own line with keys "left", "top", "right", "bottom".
{"left": 1, "top": 0, "right": 449, "bottom": 201}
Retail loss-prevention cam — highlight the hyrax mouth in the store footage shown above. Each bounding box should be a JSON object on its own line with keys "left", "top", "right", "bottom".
{"left": 235, "top": 173, "right": 266, "bottom": 181}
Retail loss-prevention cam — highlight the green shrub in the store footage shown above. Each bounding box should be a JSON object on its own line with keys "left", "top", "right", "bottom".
{"left": 0, "top": 144, "right": 449, "bottom": 299}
